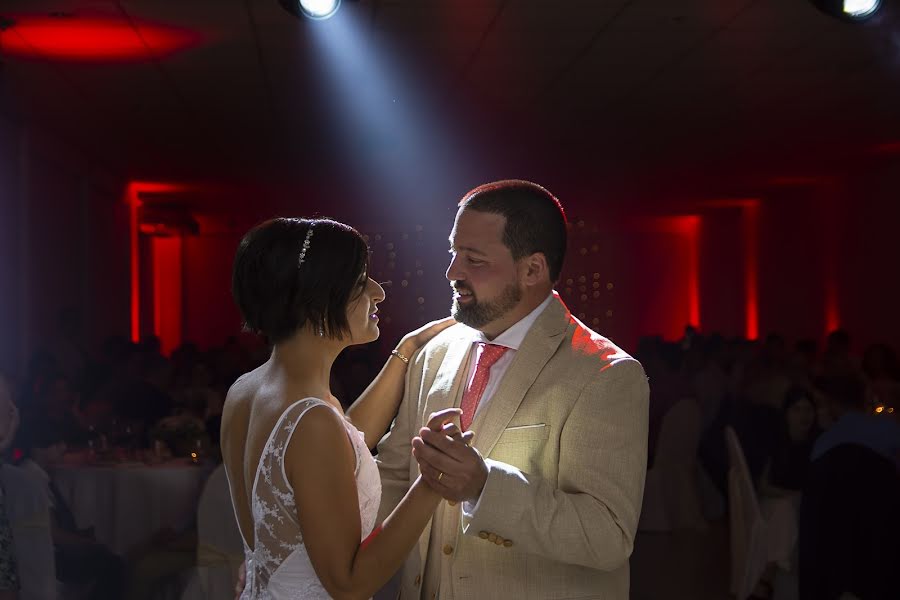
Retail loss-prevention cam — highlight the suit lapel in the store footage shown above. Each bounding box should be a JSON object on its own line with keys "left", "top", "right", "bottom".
{"left": 421, "top": 333, "right": 472, "bottom": 426}
{"left": 416, "top": 330, "right": 473, "bottom": 568}
{"left": 471, "top": 295, "right": 571, "bottom": 457}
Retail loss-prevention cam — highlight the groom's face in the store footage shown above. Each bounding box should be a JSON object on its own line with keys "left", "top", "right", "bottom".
{"left": 446, "top": 208, "right": 523, "bottom": 334}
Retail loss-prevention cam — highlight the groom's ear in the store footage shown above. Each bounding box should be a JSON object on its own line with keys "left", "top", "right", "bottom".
{"left": 519, "top": 252, "right": 548, "bottom": 287}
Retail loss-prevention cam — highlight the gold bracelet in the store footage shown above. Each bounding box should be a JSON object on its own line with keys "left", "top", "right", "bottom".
{"left": 390, "top": 349, "right": 410, "bottom": 364}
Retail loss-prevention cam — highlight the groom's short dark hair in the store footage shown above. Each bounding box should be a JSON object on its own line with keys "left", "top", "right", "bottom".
{"left": 459, "top": 180, "right": 568, "bottom": 283}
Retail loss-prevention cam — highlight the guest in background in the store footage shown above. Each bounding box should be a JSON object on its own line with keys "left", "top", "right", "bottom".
{"left": 742, "top": 334, "right": 793, "bottom": 410}
{"left": 862, "top": 343, "right": 900, "bottom": 411}
{"left": 43, "top": 306, "right": 89, "bottom": 390}
{"left": 759, "top": 386, "right": 821, "bottom": 498}
{"left": 821, "top": 329, "right": 858, "bottom": 378}
{"left": 173, "top": 362, "right": 223, "bottom": 421}
{"left": 790, "top": 339, "right": 820, "bottom": 386}
{"left": 812, "top": 373, "right": 900, "bottom": 467}
{"left": 0, "top": 375, "right": 20, "bottom": 600}
{"left": 21, "top": 371, "right": 88, "bottom": 446}
{"left": 15, "top": 423, "right": 126, "bottom": 600}
{"left": 120, "top": 349, "right": 174, "bottom": 427}
{"left": 90, "top": 348, "right": 174, "bottom": 445}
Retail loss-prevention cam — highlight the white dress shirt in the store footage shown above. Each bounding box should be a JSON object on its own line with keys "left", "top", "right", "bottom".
{"left": 460, "top": 293, "right": 553, "bottom": 515}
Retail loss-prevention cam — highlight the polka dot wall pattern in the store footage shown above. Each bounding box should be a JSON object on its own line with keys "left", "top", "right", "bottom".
{"left": 360, "top": 217, "right": 617, "bottom": 339}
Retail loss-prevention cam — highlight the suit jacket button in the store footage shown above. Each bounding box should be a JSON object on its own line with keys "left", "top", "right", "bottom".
{"left": 443, "top": 544, "right": 454, "bottom": 555}
{"left": 479, "top": 531, "right": 489, "bottom": 539}
{"left": 494, "top": 537, "right": 503, "bottom": 545}
{"left": 414, "top": 574, "right": 421, "bottom": 586}
{"left": 448, "top": 500, "right": 457, "bottom": 506}
{"left": 503, "top": 540, "right": 513, "bottom": 547}
{"left": 487, "top": 533, "right": 497, "bottom": 542}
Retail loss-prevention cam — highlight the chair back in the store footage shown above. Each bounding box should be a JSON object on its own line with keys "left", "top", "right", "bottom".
{"left": 724, "top": 426, "right": 767, "bottom": 600}
{"left": 655, "top": 397, "right": 703, "bottom": 465}
{"left": 650, "top": 398, "right": 707, "bottom": 530}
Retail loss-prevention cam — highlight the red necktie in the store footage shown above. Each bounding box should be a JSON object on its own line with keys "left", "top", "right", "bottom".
{"left": 460, "top": 343, "right": 509, "bottom": 431}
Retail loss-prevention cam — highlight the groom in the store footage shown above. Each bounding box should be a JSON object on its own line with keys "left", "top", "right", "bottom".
{"left": 376, "top": 180, "right": 649, "bottom": 599}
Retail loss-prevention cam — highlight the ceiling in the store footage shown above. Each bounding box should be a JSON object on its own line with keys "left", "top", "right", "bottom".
{"left": 1, "top": 0, "right": 899, "bottom": 213}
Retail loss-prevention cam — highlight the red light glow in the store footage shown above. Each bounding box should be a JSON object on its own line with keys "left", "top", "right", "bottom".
{"left": 871, "top": 141, "right": 900, "bottom": 155}
{"left": 632, "top": 215, "right": 703, "bottom": 336}
{"left": 126, "top": 181, "right": 186, "bottom": 344}
{"left": 742, "top": 203, "right": 760, "bottom": 341}
{"left": 705, "top": 198, "right": 761, "bottom": 341}
{"left": 152, "top": 236, "right": 183, "bottom": 357}
{"left": 662, "top": 216, "right": 703, "bottom": 330}
{"left": 825, "top": 279, "right": 840, "bottom": 333}
{"left": 2, "top": 14, "right": 199, "bottom": 62}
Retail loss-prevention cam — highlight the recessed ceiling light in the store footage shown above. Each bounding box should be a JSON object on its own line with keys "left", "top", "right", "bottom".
{"left": 279, "top": 0, "right": 341, "bottom": 20}
{"left": 811, "top": 0, "right": 883, "bottom": 22}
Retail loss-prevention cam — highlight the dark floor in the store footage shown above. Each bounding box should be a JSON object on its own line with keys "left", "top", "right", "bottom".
{"left": 631, "top": 519, "right": 800, "bottom": 600}
{"left": 631, "top": 519, "right": 731, "bottom": 600}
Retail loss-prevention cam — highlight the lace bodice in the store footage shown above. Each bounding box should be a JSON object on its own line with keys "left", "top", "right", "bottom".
{"left": 236, "top": 397, "right": 381, "bottom": 599}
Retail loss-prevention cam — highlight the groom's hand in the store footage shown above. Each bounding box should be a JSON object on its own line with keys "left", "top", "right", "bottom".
{"left": 412, "top": 425, "right": 487, "bottom": 503}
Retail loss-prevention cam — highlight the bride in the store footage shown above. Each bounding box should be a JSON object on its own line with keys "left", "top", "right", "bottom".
{"left": 222, "top": 217, "right": 462, "bottom": 599}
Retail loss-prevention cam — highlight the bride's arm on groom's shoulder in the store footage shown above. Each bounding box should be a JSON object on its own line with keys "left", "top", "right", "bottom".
{"left": 347, "top": 316, "right": 455, "bottom": 449}
{"left": 288, "top": 407, "right": 460, "bottom": 600}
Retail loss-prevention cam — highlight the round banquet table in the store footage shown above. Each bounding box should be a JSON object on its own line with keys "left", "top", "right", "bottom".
{"left": 51, "top": 459, "right": 212, "bottom": 555}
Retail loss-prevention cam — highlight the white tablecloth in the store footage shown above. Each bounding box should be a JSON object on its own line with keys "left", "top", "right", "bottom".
{"left": 51, "top": 462, "right": 211, "bottom": 555}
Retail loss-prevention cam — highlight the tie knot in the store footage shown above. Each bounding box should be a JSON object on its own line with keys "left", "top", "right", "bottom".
{"left": 477, "top": 343, "right": 509, "bottom": 369}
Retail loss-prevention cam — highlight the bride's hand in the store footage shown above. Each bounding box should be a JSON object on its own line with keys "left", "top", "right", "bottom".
{"left": 413, "top": 409, "right": 474, "bottom": 492}
{"left": 395, "top": 316, "right": 456, "bottom": 360}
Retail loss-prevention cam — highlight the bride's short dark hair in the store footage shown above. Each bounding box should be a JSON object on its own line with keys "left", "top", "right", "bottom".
{"left": 232, "top": 217, "right": 369, "bottom": 344}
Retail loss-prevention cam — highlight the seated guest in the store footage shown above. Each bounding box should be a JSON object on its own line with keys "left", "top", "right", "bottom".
{"left": 15, "top": 425, "right": 125, "bottom": 600}
{"left": 21, "top": 371, "right": 88, "bottom": 446}
{"left": 759, "top": 386, "right": 821, "bottom": 498}
{"left": 812, "top": 374, "right": 900, "bottom": 467}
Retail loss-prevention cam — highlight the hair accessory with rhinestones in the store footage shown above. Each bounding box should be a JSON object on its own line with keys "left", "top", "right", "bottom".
{"left": 298, "top": 224, "right": 314, "bottom": 267}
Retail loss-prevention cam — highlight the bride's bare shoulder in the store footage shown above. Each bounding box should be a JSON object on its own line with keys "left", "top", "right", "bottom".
{"left": 224, "top": 366, "right": 265, "bottom": 409}
{"left": 221, "top": 367, "right": 268, "bottom": 440}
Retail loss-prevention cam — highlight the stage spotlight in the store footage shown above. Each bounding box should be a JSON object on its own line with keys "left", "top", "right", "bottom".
{"left": 811, "top": 0, "right": 883, "bottom": 22}
{"left": 279, "top": 0, "right": 341, "bottom": 20}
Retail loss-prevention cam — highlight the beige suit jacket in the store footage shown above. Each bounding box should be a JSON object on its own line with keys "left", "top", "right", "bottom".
{"left": 376, "top": 293, "right": 649, "bottom": 600}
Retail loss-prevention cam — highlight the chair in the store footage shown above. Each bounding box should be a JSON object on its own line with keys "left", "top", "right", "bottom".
{"left": 639, "top": 398, "right": 708, "bottom": 531}
{"left": 181, "top": 464, "right": 243, "bottom": 599}
{"left": 724, "top": 426, "right": 771, "bottom": 600}
{"left": 1, "top": 464, "right": 57, "bottom": 600}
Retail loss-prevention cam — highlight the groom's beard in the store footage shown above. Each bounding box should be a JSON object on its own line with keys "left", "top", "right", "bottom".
{"left": 450, "top": 281, "right": 522, "bottom": 330}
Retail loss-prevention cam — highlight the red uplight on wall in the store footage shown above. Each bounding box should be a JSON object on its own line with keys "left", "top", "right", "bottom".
{"left": 679, "top": 216, "right": 702, "bottom": 331}
{"left": 125, "top": 181, "right": 186, "bottom": 346}
{"left": 1, "top": 12, "right": 200, "bottom": 62}
{"left": 152, "top": 236, "right": 183, "bottom": 357}
{"left": 706, "top": 198, "right": 761, "bottom": 341}
{"left": 630, "top": 215, "right": 703, "bottom": 339}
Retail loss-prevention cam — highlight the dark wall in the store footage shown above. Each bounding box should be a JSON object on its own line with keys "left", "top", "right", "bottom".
{"left": 0, "top": 113, "right": 23, "bottom": 379}
{"left": 4, "top": 101, "right": 898, "bottom": 372}
{"left": 0, "top": 111, "right": 127, "bottom": 380}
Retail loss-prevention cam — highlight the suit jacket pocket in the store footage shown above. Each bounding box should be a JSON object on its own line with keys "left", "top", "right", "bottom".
{"left": 495, "top": 423, "right": 549, "bottom": 444}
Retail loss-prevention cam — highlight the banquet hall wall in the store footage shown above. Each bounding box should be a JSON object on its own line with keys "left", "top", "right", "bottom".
{"left": 0, "top": 114, "right": 129, "bottom": 380}
{"left": 3, "top": 108, "right": 900, "bottom": 378}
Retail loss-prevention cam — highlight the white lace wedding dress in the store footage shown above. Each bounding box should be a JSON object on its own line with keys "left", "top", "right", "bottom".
{"left": 237, "top": 397, "right": 382, "bottom": 599}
